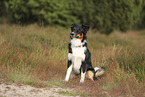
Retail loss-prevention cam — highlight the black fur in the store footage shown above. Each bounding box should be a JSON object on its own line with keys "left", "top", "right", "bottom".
{"left": 65, "top": 23, "right": 105, "bottom": 82}
{"left": 68, "top": 23, "right": 95, "bottom": 75}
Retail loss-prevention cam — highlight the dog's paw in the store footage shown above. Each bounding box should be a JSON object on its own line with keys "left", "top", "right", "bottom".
{"left": 64, "top": 79, "right": 69, "bottom": 82}
{"left": 80, "top": 79, "right": 84, "bottom": 83}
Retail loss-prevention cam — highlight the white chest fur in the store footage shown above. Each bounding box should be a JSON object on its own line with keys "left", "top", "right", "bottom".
{"left": 68, "top": 39, "right": 86, "bottom": 74}
{"left": 72, "top": 47, "right": 86, "bottom": 59}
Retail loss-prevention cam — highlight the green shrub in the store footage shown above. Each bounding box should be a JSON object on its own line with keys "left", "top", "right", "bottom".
{"left": 135, "top": 0, "right": 145, "bottom": 29}
{"left": 6, "top": 0, "right": 79, "bottom": 27}
{"left": 71, "top": 0, "right": 143, "bottom": 34}
{"left": 2, "top": 0, "right": 145, "bottom": 34}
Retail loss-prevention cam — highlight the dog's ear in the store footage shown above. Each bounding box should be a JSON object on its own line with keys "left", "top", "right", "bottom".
{"left": 71, "top": 23, "right": 74, "bottom": 27}
{"left": 71, "top": 23, "right": 78, "bottom": 32}
{"left": 82, "top": 24, "right": 89, "bottom": 33}
{"left": 71, "top": 23, "right": 75, "bottom": 32}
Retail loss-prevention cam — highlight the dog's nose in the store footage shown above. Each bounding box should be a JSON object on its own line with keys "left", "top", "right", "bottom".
{"left": 71, "top": 34, "right": 75, "bottom": 38}
{"left": 71, "top": 32, "right": 76, "bottom": 38}
{"left": 71, "top": 33, "right": 74, "bottom": 36}
{"left": 71, "top": 33, "right": 75, "bottom": 37}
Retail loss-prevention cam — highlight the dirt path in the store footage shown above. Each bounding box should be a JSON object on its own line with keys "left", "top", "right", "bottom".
{"left": 0, "top": 83, "right": 79, "bottom": 97}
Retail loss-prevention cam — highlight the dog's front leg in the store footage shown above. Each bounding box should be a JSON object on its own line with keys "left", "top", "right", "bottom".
{"left": 80, "top": 61, "right": 86, "bottom": 83}
{"left": 65, "top": 60, "right": 72, "bottom": 81}
{"left": 80, "top": 71, "right": 86, "bottom": 83}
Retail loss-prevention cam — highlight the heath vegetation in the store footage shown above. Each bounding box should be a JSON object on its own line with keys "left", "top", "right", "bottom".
{"left": 0, "top": 0, "right": 145, "bottom": 96}
{"left": 0, "top": 24, "right": 144, "bottom": 96}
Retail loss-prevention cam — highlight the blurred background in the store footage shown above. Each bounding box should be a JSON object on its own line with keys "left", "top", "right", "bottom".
{"left": 0, "top": 0, "right": 145, "bottom": 34}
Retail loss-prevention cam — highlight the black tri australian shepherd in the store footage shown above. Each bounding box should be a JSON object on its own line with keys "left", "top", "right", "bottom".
{"left": 65, "top": 23, "right": 105, "bottom": 83}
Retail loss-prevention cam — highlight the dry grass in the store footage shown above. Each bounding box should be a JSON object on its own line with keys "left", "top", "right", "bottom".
{"left": 0, "top": 24, "right": 145, "bottom": 96}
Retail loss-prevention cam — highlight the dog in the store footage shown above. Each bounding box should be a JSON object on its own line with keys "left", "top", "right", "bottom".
{"left": 65, "top": 23, "right": 105, "bottom": 83}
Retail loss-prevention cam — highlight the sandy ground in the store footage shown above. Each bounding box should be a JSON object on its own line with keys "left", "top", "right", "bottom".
{"left": 0, "top": 83, "right": 79, "bottom": 97}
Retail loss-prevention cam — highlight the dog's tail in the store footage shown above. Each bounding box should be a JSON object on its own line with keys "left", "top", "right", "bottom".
{"left": 87, "top": 67, "right": 105, "bottom": 81}
{"left": 93, "top": 67, "right": 105, "bottom": 80}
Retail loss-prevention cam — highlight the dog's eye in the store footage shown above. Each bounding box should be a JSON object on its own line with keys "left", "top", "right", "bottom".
{"left": 74, "top": 27, "right": 76, "bottom": 30}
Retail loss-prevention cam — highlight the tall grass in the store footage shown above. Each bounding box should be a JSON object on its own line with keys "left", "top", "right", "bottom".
{"left": 0, "top": 24, "right": 144, "bottom": 96}
{"left": 0, "top": 24, "right": 68, "bottom": 85}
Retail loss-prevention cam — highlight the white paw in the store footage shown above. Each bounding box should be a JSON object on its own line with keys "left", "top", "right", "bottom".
{"left": 80, "top": 79, "right": 84, "bottom": 83}
{"left": 65, "top": 79, "right": 69, "bottom": 82}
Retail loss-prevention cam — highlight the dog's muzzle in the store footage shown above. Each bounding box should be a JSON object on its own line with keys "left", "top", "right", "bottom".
{"left": 71, "top": 32, "right": 76, "bottom": 38}
{"left": 71, "top": 32, "right": 83, "bottom": 39}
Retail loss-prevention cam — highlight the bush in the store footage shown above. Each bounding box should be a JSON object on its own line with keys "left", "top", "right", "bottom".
{"left": 135, "top": 0, "right": 145, "bottom": 29}
{"left": 70, "top": 0, "right": 143, "bottom": 34}
{"left": 6, "top": 0, "right": 79, "bottom": 27}
{"left": 0, "top": 0, "right": 7, "bottom": 23}
{"left": 96, "top": 0, "right": 143, "bottom": 34}
{"left": 2, "top": 0, "right": 145, "bottom": 34}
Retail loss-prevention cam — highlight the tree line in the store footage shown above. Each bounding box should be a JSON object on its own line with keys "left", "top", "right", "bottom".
{"left": 0, "top": 0, "right": 145, "bottom": 34}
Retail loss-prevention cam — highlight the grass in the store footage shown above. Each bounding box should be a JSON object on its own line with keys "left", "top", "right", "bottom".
{"left": 0, "top": 24, "right": 145, "bottom": 96}
{"left": 57, "top": 90, "right": 85, "bottom": 96}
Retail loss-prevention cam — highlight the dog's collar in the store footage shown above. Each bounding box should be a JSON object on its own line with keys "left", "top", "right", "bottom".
{"left": 72, "top": 45, "right": 82, "bottom": 48}
{"left": 72, "top": 45, "right": 85, "bottom": 48}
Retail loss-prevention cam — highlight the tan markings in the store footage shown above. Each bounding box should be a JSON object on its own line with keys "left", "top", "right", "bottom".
{"left": 76, "top": 33, "right": 83, "bottom": 41}
{"left": 87, "top": 71, "right": 94, "bottom": 81}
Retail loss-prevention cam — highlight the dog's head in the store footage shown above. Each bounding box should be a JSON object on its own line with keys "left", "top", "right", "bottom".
{"left": 70, "top": 23, "right": 89, "bottom": 41}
